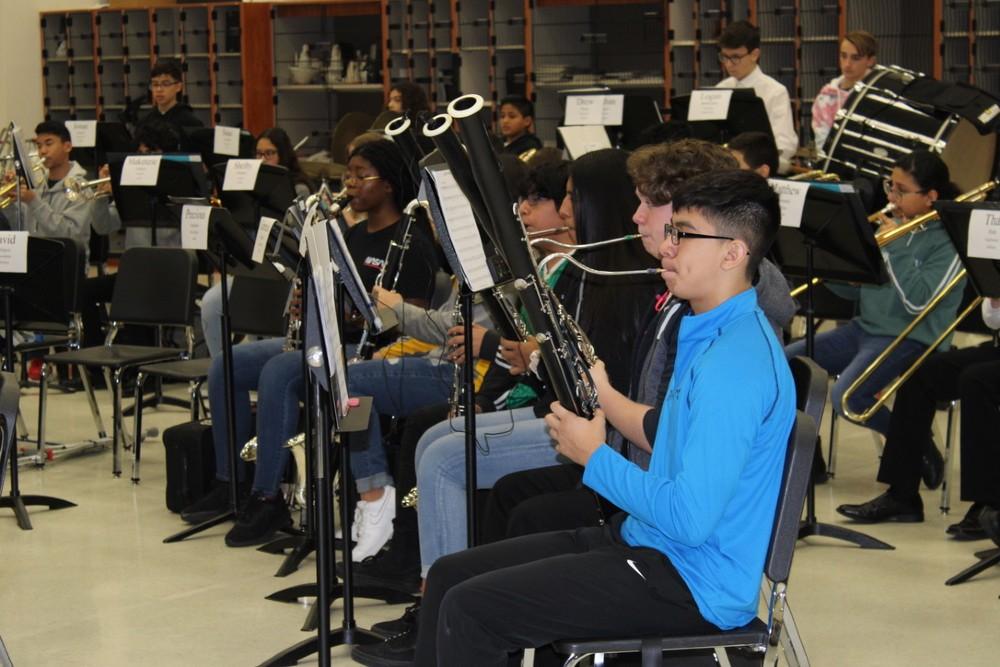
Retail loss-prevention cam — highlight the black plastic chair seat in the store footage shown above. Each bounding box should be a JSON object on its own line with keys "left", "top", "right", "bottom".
{"left": 15, "top": 336, "right": 72, "bottom": 353}
{"left": 137, "top": 357, "right": 212, "bottom": 381}
{"left": 13, "top": 321, "right": 74, "bottom": 336}
{"left": 553, "top": 619, "right": 766, "bottom": 657}
{"left": 43, "top": 345, "right": 184, "bottom": 370}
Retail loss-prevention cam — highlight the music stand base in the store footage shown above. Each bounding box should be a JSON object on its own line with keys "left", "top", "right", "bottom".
{"left": 299, "top": 587, "right": 418, "bottom": 632}
{"left": 0, "top": 494, "right": 76, "bottom": 530}
{"left": 945, "top": 548, "right": 1000, "bottom": 586}
{"left": 798, "top": 520, "right": 895, "bottom": 549}
{"left": 257, "top": 626, "right": 383, "bottom": 667}
{"left": 163, "top": 509, "right": 234, "bottom": 543}
{"left": 266, "top": 581, "right": 415, "bottom": 606}
{"left": 273, "top": 537, "right": 316, "bottom": 577}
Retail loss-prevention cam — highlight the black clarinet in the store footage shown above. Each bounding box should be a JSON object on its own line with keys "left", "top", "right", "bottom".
{"left": 444, "top": 94, "right": 598, "bottom": 418}
{"left": 352, "top": 198, "right": 421, "bottom": 361}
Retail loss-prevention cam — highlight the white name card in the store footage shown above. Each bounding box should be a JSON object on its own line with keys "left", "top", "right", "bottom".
{"left": 769, "top": 179, "right": 811, "bottom": 229}
{"left": 968, "top": 209, "right": 1000, "bottom": 260}
{"left": 65, "top": 120, "right": 97, "bottom": 148}
{"left": 252, "top": 216, "right": 279, "bottom": 263}
{"left": 214, "top": 126, "right": 242, "bottom": 157}
{"left": 181, "top": 205, "right": 212, "bottom": 250}
{"left": 0, "top": 231, "right": 29, "bottom": 273}
{"left": 120, "top": 155, "right": 162, "bottom": 186}
{"left": 564, "top": 94, "right": 625, "bottom": 126}
{"left": 222, "top": 158, "right": 262, "bottom": 191}
{"left": 688, "top": 89, "right": 734, "bottom": 121}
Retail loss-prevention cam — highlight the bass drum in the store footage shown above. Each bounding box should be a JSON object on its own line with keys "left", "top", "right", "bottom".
{"left": 820, "top": 65, "right": 997, "bottom": 191}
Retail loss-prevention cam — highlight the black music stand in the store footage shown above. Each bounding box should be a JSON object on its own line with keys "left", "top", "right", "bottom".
{"left": 213, "top": 163, "right": 297, "bottom": 231}
{"left": 180, "top": 126, "right": 255, "bottom": 169}
{"left": 0, "top": 239, "right": 77, "bottom": 530}
{"left": 163, "top": 207, "right": 256, "bottom": 544}
{"left": 260, "top": 214, "right": 385, "bottom": 667}
{"left": 670, "top": 88, "right": 774, "bottom": 145}
{"left": 70, "top": 122, "right": 133, "bottom": 174}
{"left": 107, "top": 153, "right": 210, "bottom": 246}
{"left": 770, "top": 181, "right": 894, "bottom": 550}
{"left": 935, "top": 200, "right": 1000, "bottom": 585}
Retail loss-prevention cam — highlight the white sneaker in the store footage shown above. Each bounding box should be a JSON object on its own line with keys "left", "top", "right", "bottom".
{"left": 335, "top": 501, "right": 365, "bottom": 542}
{"left": 352, "top": 486, "right": 395, "bottom": 562}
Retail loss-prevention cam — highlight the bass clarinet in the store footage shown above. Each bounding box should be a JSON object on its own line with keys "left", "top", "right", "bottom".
{"left": 440, "top": 94, "right": 598, "bottom": 418}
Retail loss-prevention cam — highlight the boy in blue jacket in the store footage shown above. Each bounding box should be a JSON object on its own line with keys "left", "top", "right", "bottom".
{"left": 357, "top": 170, "right": 796, "bottom": 667}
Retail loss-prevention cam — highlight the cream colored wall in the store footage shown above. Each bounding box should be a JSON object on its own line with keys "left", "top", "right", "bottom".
{"left": 0, "top": 1, "right": 106, "bottom": 133}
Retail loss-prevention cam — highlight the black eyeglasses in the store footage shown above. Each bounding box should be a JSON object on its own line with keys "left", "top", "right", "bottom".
{"left": 664, "top": 223, "right": 735, "bottom": 246}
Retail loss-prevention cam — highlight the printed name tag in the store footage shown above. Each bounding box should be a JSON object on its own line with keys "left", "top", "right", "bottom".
{"left": 252, "top": 216, "right": 279, "bottom": 263}
{"left": 120, "top": 155, "right": 162, "bottom": 186}
{"left": 214, "top": 126, "right": 241, "bottom": 157}
{"left": 968, "top": 209, "right": 1000, "bottom": 260}
{"left": 0, "top": 231, "right": 29, "bottom": 273}
{"left": 181, "top": 205, "right": 212, "bottom": 250}
{"left": 769, "top": 179, "right": 810, "bottom": 228}
{"left": 688, "top": 89, "right": 733, "bottom": 121}
{"left": 222, "top": 159, "right": 262, "bottom": 191}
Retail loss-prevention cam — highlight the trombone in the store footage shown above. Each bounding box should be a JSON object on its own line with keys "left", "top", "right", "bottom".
{"left": 837, "top": 178, "right": 1000, "bottom": 424}
{"left": 64, "top": 175, "right": 111, "bottom": 202}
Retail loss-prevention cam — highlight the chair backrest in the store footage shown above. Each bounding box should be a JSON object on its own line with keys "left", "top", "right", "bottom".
{"left": 0, "top": 371, "right": 20, "bottom": 494}
{"left": 0, "top": 237, "right": 84, "bottom": 328}
{"left": 789, "top": 356, "right": 828, "bottom": 428}
{"left": 109, "top": 247, "right": 199, "bottom": 327}
{"left": 229, "top": 272, "right": 290, "bottom": 338}
{"left": 763, "top": 411, "right": 819, "bottom": 585}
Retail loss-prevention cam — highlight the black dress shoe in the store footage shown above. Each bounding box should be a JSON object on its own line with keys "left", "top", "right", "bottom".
{"left": 836, "top": 491, "right": 924, "bottom": 523}
{"left": 979, "top": 507, "right": 1000, "bottom": 548}
{"left": 351, "top": 623, "right": 418, "bottom": 667}
{"left": 947, "top": 503, "right": 986, "bottom": 540}
{"left": 921, "top": 442, "right": 944, "bottom": 490}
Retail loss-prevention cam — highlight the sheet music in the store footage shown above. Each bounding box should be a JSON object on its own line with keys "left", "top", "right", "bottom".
{"left": 769, "top": 179, "right": 810, "bottom": 229}
{"left": 688, "top": 89, "right": 733, "bottom": 121}
{"left": 304, "top": 219, "right": 349, "bottom": 418}
{"left": 252, "top": 216, "right": 278, "bottom": 263}
{"left": 428, "top": 167, "right": 495, "bottom": 291}
{"left": 326, "top": 218, "right": 383, "bottom": 331}
{"left": 557, "top": 125, "right": 612, "bottom": 158}
{"left": 213, "top": 126, "right": 241, "bottom": 157}
{"left": 968, "top": 209, "right": 1000, "bottom": 260}
{"left": 65, "top": 120, "right": 97, "bottom": 148}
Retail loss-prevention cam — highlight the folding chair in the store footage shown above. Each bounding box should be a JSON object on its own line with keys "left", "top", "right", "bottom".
{"left": 552, "top": 409, "right": 820, "bottom": 667}
{"left": 38, "top": 247, "right": 199, "bottom": 477}
{"left": 130, "top": 269, "right": 290, "bottom": 482}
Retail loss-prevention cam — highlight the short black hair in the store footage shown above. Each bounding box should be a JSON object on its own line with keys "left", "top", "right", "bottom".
{"left": 520, "top": 159, "right": 569, "bottom": 203}
{"left": 729, "top": 131, "right": 779, "bottom": 176}
{"left": 719, "top": 20, "right": 760, "bottom": 52}
{"left": 150, "top": 59, "right": 183, "bottom": 82}
{"left": 35, "top": 121, "right": 71, "bottom": 143}
{"left": 499, "top": 95, "right": 534, "bottom": 119}
{"left": 671, "top": 169, "right": 780, "bottom": 280}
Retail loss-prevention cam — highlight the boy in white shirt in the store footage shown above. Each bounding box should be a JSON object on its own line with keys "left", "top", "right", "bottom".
{"left": 716, "top": 20, "right": 798, "bottom": 173}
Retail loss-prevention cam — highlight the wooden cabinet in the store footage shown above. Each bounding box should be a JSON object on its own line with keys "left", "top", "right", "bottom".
{"left": 38, "top": 1, "right": 1000, "bottom": 148}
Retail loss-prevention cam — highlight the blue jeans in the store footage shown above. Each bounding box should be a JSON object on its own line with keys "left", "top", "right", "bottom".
{"left": 785, "top": 319, "right": 926, "bottom": 435}
{"left": 207, "top": 337, "right": 302, "bottom": 495}
{"left": 201, "top": 277, "right": 233, "bottom": 360}
{"left": 348, "top": 356, "right": 456, "bottom": 492}
{"left": 415, "top": 406, "right": 565, "bottom": 576}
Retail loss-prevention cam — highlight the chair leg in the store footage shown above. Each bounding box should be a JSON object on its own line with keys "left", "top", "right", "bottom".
{"left": 940, "top": 401, "right": 957, "bottom": 514}
{"left": 111, "top": 369, "right": 123, "bottom": 477}
{"left": 16, "top": 408, "right": 28, "bottom": 441}
{"left": 35, "top": 363, "right": 50, "bottom": 464}
{"left": 189, "top": 378, "right": 201, "bottom": 421}
{"left": 79, "top": 364, "right": 108, "bottom": 439}
{"left": 714, "top": 647, "right": 733, "bottom": 667}
{"left": 132, "top": 372, "right": 147, "bottom": 484}
{"left": 826, "top": 409, "right": 838, "bottom": 478}
{"left": 779, "top": 599, "right": 810, "bottom": 667}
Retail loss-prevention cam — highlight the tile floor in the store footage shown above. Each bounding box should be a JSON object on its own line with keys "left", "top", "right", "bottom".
{"left": 1, "top": 376, "right": 999, "bottom": 666}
